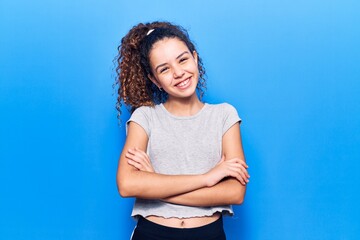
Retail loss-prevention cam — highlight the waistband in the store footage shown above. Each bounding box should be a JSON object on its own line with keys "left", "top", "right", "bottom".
{"left": 135, "top": 216, "right": 225, "bottom": 239}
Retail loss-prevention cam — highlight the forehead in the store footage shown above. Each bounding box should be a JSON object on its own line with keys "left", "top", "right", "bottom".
{"left": 149, "top": 38, "right": 189, "bottom": 64}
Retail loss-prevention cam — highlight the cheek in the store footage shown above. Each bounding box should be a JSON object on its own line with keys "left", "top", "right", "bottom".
{"left": 189, "top": 60, "right": 199, "bottom": 72}
{"left": 157, "top": 74, "right": 173, "bottom": 85}
{"left": 191, "top": 64, "right": 200, "bottom": 76}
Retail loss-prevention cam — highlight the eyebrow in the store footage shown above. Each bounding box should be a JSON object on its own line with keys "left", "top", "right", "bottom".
{"left": 155, "top": 51, "right": 189, "bottom": 72}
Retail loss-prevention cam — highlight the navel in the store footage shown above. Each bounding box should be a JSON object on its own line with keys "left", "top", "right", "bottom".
{"left": 180, "top": 220, "right": 185, "bottom": 227}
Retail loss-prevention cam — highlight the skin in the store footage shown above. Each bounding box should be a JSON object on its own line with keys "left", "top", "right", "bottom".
{"left": 117, "top": 37, "right": 249, "bottom": 228}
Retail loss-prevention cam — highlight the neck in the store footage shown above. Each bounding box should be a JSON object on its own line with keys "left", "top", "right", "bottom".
{"left": 164, "top": 95, "right": 204, "bottom": 116}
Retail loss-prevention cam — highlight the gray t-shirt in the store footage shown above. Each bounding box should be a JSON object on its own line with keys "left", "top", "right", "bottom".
{"left": 126, "top": 102, "right": 241, "bottom": 219}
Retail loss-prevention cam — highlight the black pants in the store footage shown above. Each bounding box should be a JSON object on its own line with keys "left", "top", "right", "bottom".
{"left": 131, "top": 217, "right": 226, "bottom": 240}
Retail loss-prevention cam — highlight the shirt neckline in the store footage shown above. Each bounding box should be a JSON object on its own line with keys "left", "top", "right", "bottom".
{"left": 159, "top": 103, "right": 208, "bottom": 120}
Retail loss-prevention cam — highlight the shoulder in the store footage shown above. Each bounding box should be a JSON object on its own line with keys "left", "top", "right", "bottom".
{"left": 132, "top": 105, "right": 155, "bottom": 115}
{"left": 130, "top": 105, "right": 161, "bottom": 118}
{"left": 127, "top": 105, "right": 159, "bottom": 136}
{"left": 206, "top": 102, "right": 238, "bottom": 114}
{"left": 206, "top": 102, "right": 241, "bottom": 131}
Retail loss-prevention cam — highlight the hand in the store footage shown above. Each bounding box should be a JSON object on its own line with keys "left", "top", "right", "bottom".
{"left": 204, "top": 156, "right": 250, "bottom": 187}
{"left": 126, "top": 147, "right": 155, "bottom": 172}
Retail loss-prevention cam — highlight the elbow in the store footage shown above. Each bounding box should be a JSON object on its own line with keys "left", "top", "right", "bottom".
{"left": 118, "top": 185, "right": 131, "bottom": 198}
{"left": 231, "top": 184, "right": 246, "bottom": 205}
{"left": 117, "top": 175, "right": 134, "bottom": 198}
{"left": 118, "top": 182, "right": 133, "bottom": 198}
{"left": 233, "top": 194, "right": 245, "bottom": 205}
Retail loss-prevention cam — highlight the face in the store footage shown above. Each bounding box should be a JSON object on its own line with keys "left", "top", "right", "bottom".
{"left": 148, "top": 37, "right": 199, "bottom": 100}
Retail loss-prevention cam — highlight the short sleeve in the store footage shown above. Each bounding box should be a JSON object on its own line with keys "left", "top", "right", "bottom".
{"left": 222, "top": 103, "right": 242, "bottom": 135}
{"left": 126, "top": 107, "right": 150, "bottom": 137}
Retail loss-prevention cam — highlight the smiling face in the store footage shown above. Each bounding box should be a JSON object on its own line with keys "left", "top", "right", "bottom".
{"left": 148, "top": 37, "right": 199, "bottom": 101}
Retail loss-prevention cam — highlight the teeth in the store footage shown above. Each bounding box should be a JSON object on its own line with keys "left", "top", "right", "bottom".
{"left": 178, "top": 79, "right": 189, "bottom": 87}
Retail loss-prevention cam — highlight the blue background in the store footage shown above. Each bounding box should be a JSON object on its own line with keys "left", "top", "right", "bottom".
{"left": 1, "top": 0, "right": 359, "bottom": 239}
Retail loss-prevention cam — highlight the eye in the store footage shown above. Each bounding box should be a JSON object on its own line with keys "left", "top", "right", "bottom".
{"left": 159, "top": 67, "right": 169, "bottom": 73}
{"left": 179, "top": 57, "right": 188, "bottom": 63}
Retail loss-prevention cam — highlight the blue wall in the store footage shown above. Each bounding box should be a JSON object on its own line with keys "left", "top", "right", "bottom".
{"left": 1, "top": 0, "right": 359, "bottom": 239}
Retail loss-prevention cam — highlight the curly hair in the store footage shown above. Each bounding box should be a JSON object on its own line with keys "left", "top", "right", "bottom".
{"left": 114, "top": 21, "right": 206, "bottom": 120}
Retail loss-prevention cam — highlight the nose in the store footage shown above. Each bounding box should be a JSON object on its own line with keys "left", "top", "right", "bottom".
{"left": 173, "top": 65, "right": 185, "bottom": 78}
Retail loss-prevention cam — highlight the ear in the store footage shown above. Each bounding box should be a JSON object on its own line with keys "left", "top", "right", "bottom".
{"left": 192, "top": 51, "right": 198, "bottom": 64}
{"left": 148, "top": 73, "right": 162, "bottom": 88}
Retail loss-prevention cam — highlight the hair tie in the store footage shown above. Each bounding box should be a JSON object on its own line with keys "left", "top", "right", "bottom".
{"left": 146, "top": 29, "right": 155, "bottom": 36}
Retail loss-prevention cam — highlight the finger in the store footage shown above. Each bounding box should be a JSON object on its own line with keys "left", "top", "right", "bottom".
{"left": 125, "top": 152, "right": 136, "bottom": 161}
{"left": 126, "top": 153, "right": 147, "bottom": 167}
{"left": 238, "top": 160, "right": 249, "bottom": 169}
{"left": 226, "top": 162, "right": 246, "bottom": 171}
{"left": 132, "top": 148, "right": 154, "bottom": 172}
{"left": 227, "top": 157, "right": 249, "bottom": 168}
{"left": 135, "top": 148, "right": 151, "bottom": 164}
{"left": 133, "top": 148, "right": 149, "bottom": 161}
{"left": 237, "top": 163, "right": 250, "bottom": 178}
{"left": 141, "top": 159, "right": 152, "bottom": 171}
{"left": 130, "top": 148, "right": 147, "bottom": 159}
{"left": 227, "top": 161, "right": 250, "bottom": 178}
{"left": 126, "top": 152, "right": 144, "bottom": 161}
{"left": 134, "top": 151, "right": 152, "bottom": 169}
{"left": 128, "top": 148, "right": 147, "bottom": 160}
{"left": 228, "top": 165, "right": 246, "bottom": 178}
{"left": 229, "top": 166, "right": 249, "bottom": 184}
{"left": 127, "top": 159, "right": 143, "bottom": 170}
{"left": 127, "top": 149, "right": 139, "bottom": 159}
{"left": 234, "top": 163, "right": 250, "bottom": 178}
{"left": 232, "top": 171, "right": 246, "bottom": 185}
{"left": 237, "top": 167, "right": 250, "bottom": 182}
{"left": 128, "top": 157, "right": 153, "bottom": 172}
{"left": 242, "top": 167, "right": 250, "bottom": 178}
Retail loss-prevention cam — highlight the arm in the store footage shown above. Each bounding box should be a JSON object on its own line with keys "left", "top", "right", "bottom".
{"left": 116, "top": 121, "right": 244, "bottom": 199}
{"left": 163, "top": 123, "right": 248, "bottom": 206}
{"left": 126, "top": 122, "right": 249, "bottom": 206}
{"left": 163, "top": 178, "right": 245, "bottom": 206}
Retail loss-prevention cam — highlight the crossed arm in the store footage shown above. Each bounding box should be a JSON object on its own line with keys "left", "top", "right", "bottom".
{"left": 116, "top": 121, "right": 249, "bottom": 206}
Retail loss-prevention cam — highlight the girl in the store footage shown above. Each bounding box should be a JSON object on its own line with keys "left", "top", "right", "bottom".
{"left": 115, "top": 21, "right": 249, "bottom": 240}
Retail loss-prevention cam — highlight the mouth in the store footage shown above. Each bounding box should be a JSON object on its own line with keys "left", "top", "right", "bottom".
{"left": 175, "top": 77, "right": 191, "bottom": 89}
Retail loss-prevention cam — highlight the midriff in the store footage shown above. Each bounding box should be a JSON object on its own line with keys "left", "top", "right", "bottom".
{"left": 146, "top": 212, "right": 221, "bottom": 228}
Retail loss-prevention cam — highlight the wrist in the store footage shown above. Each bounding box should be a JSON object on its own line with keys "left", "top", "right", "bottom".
{"left": 201, "top": 173, "right": 212, "bottom": 187}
